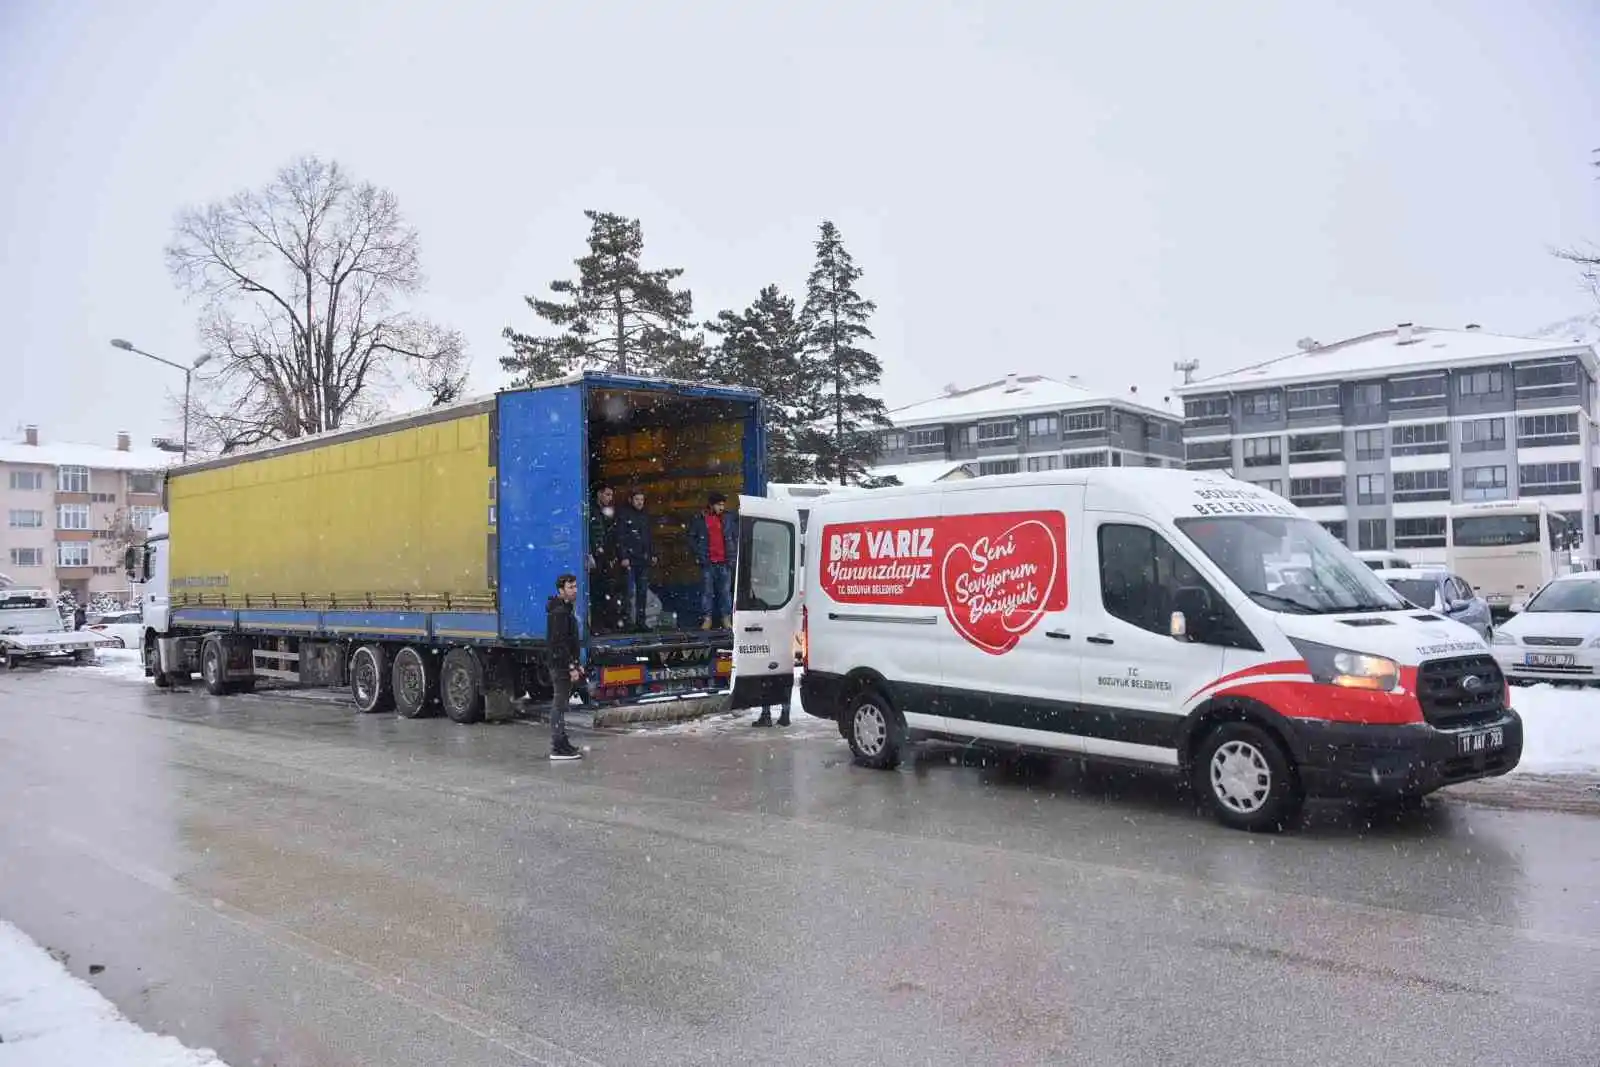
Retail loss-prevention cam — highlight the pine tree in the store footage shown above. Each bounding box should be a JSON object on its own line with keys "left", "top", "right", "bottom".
{"left": 704, "top": 285, "right": 813, "bottom": 483}
{"left": 797, "top": 220, "right": 892, "bottom": 486}
{"left": 501, "top": 210, "right": 701, "bottom": 383}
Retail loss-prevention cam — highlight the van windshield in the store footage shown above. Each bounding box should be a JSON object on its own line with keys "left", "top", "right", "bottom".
{"left": 1175, "top": 515, "right": 1407, "bottom": 615}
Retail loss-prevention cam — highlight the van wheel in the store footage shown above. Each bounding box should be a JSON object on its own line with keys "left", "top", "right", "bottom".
{"left": 1194, "top": 721, "right": 1303, "bottom": 833}
{"left": 440, "top": 649, "right": 485, "bottom": 724}
{"left": 350, "top": 644, "right": 393, "bottom": 713}
{"left": 392, "top": 646, "right": 437, "bottom": 719}
{"left": 846, "top": 688, "right": 905, "bottom": 769}
{"left": 201, "top": 638, "right": 229, "bottom": 696}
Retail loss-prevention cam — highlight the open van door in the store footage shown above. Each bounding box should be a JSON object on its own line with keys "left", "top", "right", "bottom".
{"left": 730, "top": 494, "right": 802, "bottom": 712}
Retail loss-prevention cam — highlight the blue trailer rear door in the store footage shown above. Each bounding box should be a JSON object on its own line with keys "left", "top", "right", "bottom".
{"left": 497, "top": 385, "right": 587, "bottom": 640}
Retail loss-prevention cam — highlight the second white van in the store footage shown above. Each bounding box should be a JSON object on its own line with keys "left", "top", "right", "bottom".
{"left": 727, "top": 469, "right": 1523, "bottom": 832}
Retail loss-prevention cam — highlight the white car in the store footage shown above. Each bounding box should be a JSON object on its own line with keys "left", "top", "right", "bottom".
{"left": 1492, "top": 571, "right": 1600, "bottom": 684}
{"left": 86, "top": 609, "right": 143, "bottom": 650}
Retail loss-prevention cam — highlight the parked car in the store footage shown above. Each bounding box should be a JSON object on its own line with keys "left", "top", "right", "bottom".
{"left": 1355, "top": 550, "right": 1412, "bottom": 571}
{"left": 1492, "top": 571, "right": 1600, "bottom": 685}
{"left": 87, "top": 609, "right": 144, "bottom": 650}
{"left": 1382, "top": 569, "right": 1492, "bottom": 641}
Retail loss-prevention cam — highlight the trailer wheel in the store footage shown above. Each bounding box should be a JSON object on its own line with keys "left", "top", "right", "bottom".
{"left": 392, "top": 646, "right": 437, "bottom": 719}
{"left": 440, "top": 648, "right": 485, "bottom": 724}
{"left": 350, "top": 644, "right": 393, "bottom": 713}
{"left": 201, "top": 638, "right": 229, "bottom": 696}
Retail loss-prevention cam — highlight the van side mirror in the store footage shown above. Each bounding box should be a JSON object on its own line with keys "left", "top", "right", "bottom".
{"left": 1447, "top": 598, "right": 1470, "bottom": 614}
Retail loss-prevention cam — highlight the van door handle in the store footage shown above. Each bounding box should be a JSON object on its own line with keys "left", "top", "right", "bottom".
{"left": 1046, "top": 631, "right": 1071, "bottom": 640}
{"left": 1087, "top": 635, "right": 1115, "bottom": 645}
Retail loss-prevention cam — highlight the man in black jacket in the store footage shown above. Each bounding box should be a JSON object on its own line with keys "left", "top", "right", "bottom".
{"left": 546, "top": 574, "right": 584, "bottom": 761}
{"left": 615, "top": 487, "right": 655, "bottom": 631}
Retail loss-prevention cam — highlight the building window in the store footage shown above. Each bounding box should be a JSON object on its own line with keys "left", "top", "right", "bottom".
{"left": 880, "top": 430, "right": 906, "bottom": 452}
{"left": 1242, "top": 436, "right": 1281, "bottom": 467}
{"left": 57, "top": 465, "right": 90, "bottom": 493}
{"left": 1320, "top": 521, "right": 1348, "bottom": 543}
{"left": 1064, "top": 451, "right": 1109, "bottom": 469}
{"left": 973, "top": 420, "right": 1017, "bottom": 444}
{"left": 56, "top": 504, "right": 89, "bottom": 530}
{"left": 1288, "top": 432, "right": 1342, "bottom": 463}
{"left": 1457, "top": 369, "right": 1504, "bottom": 396}
{"left": 1358, "top": 518, "right": 1388, "bottom": 551}
{"left": 1183, "top": 397, "right": 1228, "bottom": 421}
{"left": 1519, "top": 462, "right": 1582, "bottom": 497}
{"left": 1391, "top": 422, "right": 1448, "bottom": 455}
{"left": 1393, "top": 469, "right": 1450, "bottom": 502}
{"left": 1515, "top": 361, "right": 1578, "bottom": 391}
{"left": 1391, "top": 375, "right": 1446, "bottom": 402}
{"left": 907, "top": 428, "right": 945, "bottom": 455}
{"left": 1395, "top": 517, "right": 1446, "bottom": 549}
{"left": 1066, "top": 411, "right": 1107, "bottom": 433}
{"left": 1461, "top": 466, "right": 1508, "bottom": 502}
{"left": 1354, "top": 429, "right": 1385, "bottom": 461}
{"left": 1242, "top": 391, "right": 1281, "bottom": 417}
{"left": 128, "top": 470, "right": 160, "bottom": 494}
{"left": 1516, "top": 412, "right": 1580, "bottom": 447}
{"left": 1460, "top": 417, "right": 1506, "bottom": 453}
{"left": 57, "top": 542, "right": 91, "bottom": 568}
{"left": 8, "top": 470, "right": 45, "bottom": 491}
{"left": 1356, "top": 473, "right": 1386, "bottom": 505}
{"left": 1185, "top": 439, "right": 1232, "bottom": 470}
{"left": 1286, "top": 384, "right": 1340, "bottom": 412}
{"left": 8, "top": 547, "right": 45, "bottom": 567}
{"left": 131, "top": 505, "right": 160, "bottom": 530}
{"left": 1252, "top": 478, "right": 1283, "bottom": 496}
{"left": 1025, "top": 455, "right": 1061, "bottom": 473}
{"left": 8, "top": 509, "right": 44, "bottom": 528}
{"left": 1289, "top": 477, "right": 1343, "bottom": 507}
{"left": 977, "top": 458, "right": 1020, "bottom": 476}
{"left": 1143, "top": 456, "right": 1162, "bottom": 467}
{"left": 1026, "top": 415, "right": 1059, "bottom": 437}
{"left": 1353, "top": 382, "right": 1383, "bottom": 408}
{"left": 1112, "top": 452, "right": 1123, "bottom": 467}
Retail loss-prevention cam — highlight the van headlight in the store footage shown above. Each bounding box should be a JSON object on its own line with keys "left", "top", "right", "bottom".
{"left": 1493, "top": 631, "right": 1518, "bottom": 647}
{"left": 1289, "top": 638, "right": 1399, "bottom": 692}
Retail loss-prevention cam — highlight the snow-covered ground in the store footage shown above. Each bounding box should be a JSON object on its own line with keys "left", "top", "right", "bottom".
{"left": 0, "top": 921, "right": 228, "bottom": 1066}
{"left": 1512, "top": 684, "right": 1600, "bottom": 775}
{"left": 79, "top": 650, "right": 1600, "bottom": 774}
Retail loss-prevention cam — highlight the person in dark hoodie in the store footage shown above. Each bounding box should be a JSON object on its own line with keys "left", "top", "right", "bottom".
{"left": 615, "top": 487, "right": 656, "bottom": 631}
{"left": 587, "top": 485, "right": 622, "bottom": 633}
{"left": 545, "top": 574, "right": 584, "bottom": 761}
{"left": 687, "top": 491, "right": 738, "bottom": 629}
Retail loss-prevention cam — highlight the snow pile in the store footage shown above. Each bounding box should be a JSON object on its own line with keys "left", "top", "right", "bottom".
{"left": 0, "top": 921, "right": 229, "bottom": 1066}
{"left": 92, "top": 648, "right": 148, "bottom": 683}
{"left": 1512, "top": 686, "right": 1600, "bottom": 775}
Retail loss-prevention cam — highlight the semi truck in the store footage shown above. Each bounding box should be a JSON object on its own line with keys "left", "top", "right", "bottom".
{"left": 125, "top": 372, "right": 766, "bottom": 721}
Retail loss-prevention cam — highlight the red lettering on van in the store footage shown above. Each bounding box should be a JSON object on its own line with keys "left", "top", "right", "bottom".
{"left": 820, "top": 511, "right": 1068, "bottom": 654}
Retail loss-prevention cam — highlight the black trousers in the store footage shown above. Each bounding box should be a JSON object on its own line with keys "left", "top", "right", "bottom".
{"left": 550, "top": 672, "right": 570, "bottom": 748}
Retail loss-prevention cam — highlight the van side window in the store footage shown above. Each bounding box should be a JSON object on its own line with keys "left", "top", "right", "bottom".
{"left": 737, "top": 518, "right": 796, "bottom": 612}
{"left": 1097, "top": 523, "right": 1209, "bottom": 634}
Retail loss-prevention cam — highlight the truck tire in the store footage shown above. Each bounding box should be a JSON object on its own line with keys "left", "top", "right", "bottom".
{"left": 1193, "top": 721, "right": 1304, "bottom": 833}
{"left": 846, "top": 687, "right": 906, "bottom": 770}
{"left": 440, "top": 648, "right": 485, "bottom": 724}
{"left": 350, "top": 644, "right": 393, "bottom": 713}
{"left": 201, "top": 638, "right": 229, "bottom": 696}
{"left": 392, "top": 646, "right": 437, "bottom": 719}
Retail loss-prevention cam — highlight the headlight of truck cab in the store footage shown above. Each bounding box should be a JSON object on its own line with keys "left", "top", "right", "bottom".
{"left": 1289, "top": 638, "right": 1399, "bottom": 692}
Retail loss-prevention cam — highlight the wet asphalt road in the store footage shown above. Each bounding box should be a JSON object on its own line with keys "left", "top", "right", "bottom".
{"left": 2, "top": 662, "right": 1598, "bottom": 1066}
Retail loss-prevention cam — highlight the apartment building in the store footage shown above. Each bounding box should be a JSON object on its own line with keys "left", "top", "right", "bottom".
{"left": 869, "top": 373, "right": 1185, "bottom": 484}
{"left": 1, "top": 426, "right": 173, "bottom": 603}
{"left": 1174, "top": 324, "right": 1600, "bottom": 558}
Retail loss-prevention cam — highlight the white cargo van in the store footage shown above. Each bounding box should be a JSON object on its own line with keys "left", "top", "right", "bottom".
{"left": 728, "top": 469, "right": 1523, "bottom": 832}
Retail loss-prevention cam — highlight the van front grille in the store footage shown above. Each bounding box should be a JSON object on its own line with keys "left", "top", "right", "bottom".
{"left": 1415, "top": 655, "right": 1505, "bottom": 726}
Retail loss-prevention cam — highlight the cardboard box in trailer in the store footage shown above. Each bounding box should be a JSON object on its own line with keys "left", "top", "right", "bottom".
{"left": 125, "top": 372, "right": 766, "bottom": 721}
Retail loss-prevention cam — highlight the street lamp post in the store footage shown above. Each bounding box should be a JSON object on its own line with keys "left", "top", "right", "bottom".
{"left": 110, "top": 339, "right": 210, "bottom": 462}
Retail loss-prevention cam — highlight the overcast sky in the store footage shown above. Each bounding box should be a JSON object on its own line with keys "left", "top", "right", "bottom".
{"left": 4, "top": 0, "right": 1597, "bottom": 449}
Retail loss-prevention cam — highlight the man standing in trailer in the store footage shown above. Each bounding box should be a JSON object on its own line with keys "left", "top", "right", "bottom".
{"left": 688, "top": 491, "right": 737, "bottom": 630}
{"left": 615, "top": 487, "right": 656, "bottom": 632}
{"left": 587, "top": 484, "right": 622, "bottom": 632}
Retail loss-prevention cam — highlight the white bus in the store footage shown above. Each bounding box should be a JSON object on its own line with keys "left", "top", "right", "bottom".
{"left": 1446, "top": 500, "right": 1578, "bottom": 618}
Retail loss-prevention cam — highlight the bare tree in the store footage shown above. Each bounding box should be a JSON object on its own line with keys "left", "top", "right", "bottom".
{"left": 166, "top": 156, "right": 467, "bottom": 453}
{"left": 1554, "top": 148, "right": 1600, "bottom": 304}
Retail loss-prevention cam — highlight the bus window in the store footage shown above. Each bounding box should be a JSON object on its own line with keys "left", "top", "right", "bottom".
{"left": 1452, "top": 514, "right": 1540, "bottom": 548}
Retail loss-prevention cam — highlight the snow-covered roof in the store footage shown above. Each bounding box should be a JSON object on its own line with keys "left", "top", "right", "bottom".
{"left": 0, "top": 438, "right": 176, "bottom": 471}
{"left": 890, "top": 375, "right": 1181, "bottom": 426}
{"left": 1177, "top": 326, "right": 1599, "bottom": 394}
{"left": 1527, "top": 311, "right": 1600, "bottom": 349}
{"left": 867, "top": 459, "right": 973, "bottom": 486}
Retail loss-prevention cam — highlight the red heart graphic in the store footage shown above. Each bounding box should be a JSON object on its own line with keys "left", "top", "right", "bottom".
{"left": 940, "top": 518, "right": 1062, "bottom": 655}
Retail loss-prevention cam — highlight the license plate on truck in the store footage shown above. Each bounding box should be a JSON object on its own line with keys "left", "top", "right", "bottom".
{"left": 1525, "top": 653, "right": 1574, "bottom": 667}
{"left": 1458, "top": 727, "right": 1504, "bottom": 755}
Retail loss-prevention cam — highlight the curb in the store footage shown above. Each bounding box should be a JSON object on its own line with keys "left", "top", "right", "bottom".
{"left": 591, "top": 694, "right": 730, "bottom": 728}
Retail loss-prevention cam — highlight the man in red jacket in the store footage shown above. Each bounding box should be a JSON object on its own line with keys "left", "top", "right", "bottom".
{"left": 687, "top": 492, "right": 737, "bottom": 629}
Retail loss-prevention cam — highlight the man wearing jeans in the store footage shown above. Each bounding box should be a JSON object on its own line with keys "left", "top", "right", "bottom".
{"left": 545, "top": 574, "right": 584, "bottom": 761}
{"left": 688, "top": 491, "right": 737, "bottom": 630}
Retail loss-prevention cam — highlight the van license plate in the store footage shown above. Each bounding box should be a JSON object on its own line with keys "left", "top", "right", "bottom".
{"left": 1525, "top": 653, "right": 1575, "bottom": 667}
{"left": 1458, "top": 727, "right": 1504, "bottom": 755}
